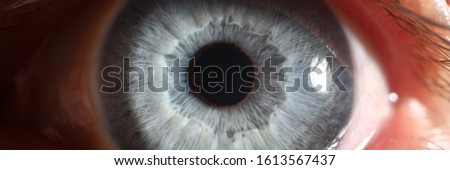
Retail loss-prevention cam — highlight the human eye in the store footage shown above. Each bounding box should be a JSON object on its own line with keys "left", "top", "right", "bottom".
{"left": 0, "top": 0, "right": 448, "bottom": 149}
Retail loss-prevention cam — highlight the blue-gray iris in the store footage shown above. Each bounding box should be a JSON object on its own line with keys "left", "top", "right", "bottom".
{"left": 98, "top": 0, "right": 354, "bottom": 149}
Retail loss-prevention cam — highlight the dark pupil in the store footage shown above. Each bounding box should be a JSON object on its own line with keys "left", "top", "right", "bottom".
{"left": 189, "top": 43, "right": 255, "bottom": 106}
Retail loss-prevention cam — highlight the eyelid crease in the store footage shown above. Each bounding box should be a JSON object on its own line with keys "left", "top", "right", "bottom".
{"left": 378, "top": 0, "right": 450, "bottom": 101}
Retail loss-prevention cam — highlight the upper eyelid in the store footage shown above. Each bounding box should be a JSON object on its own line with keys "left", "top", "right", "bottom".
{"left": 378, "top": 0, "right": 450, "bottom": 101}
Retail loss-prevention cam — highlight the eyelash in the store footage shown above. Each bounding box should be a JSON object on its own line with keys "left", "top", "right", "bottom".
{"left": 378, "top": 0, "right": 450, "bottom": 101}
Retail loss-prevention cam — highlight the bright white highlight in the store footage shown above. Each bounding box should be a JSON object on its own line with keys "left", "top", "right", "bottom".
{"left": 310, "top": 56, "right": 330, "bottom": 92}
{"left": 388, "top": 93, "right": 399, "bottom": 103}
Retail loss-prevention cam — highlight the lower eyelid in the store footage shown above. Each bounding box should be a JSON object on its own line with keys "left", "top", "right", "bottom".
{"left": 365, "top": 98, "right": 450, "bottom": 150}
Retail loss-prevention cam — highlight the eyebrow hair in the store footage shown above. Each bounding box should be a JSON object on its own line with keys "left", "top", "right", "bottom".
{"left": 378, "top": 0, "right": 450, "bottom": 101}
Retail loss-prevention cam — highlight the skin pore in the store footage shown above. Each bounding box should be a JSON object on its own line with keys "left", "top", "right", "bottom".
{"left": 0, "top": 0, "right": 449, "bottom": 149}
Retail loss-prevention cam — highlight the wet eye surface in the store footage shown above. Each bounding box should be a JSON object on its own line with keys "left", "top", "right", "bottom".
{"left": 98, "top": 0, "right": 354, "bottom": 150}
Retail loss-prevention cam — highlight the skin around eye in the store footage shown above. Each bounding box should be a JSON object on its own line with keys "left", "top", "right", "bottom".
{"left": 0, "top": 0, "right": 124, "bottom": 149}
{"left": 0, "top": 0, "right": 448, "bottom": 149}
